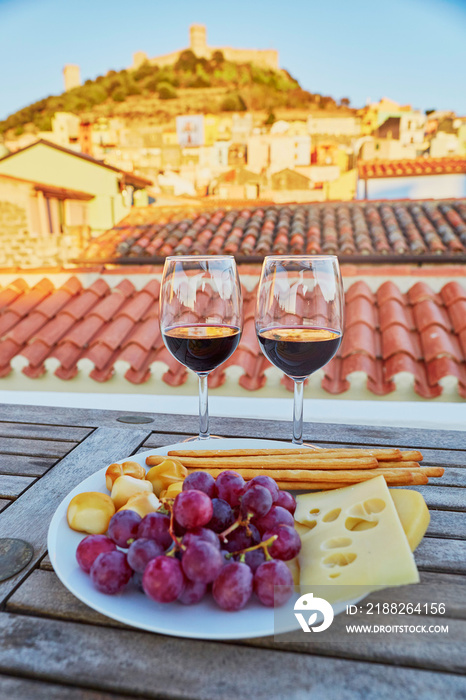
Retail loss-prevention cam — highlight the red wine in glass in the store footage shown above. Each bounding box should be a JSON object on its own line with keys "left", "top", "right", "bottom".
{"left": 160, "top": 255, "right": 243, "bottom": 440}
{"left": 257, "top": 326, "right": 342, "bottom": 379}
{"left": 162, "top": 324, "right": 242, "bottom": 374}
{"left": 255, "top": 255, "right": 344, "bottom": 445}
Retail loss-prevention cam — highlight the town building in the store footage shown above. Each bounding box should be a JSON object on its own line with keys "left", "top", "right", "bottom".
{"left": 0, "top": 172, "right": 92, "bottom": 266}
{"left": 63, "top": 64, "right": 81, "bottom": 91}
{"left": 0, "top": 140, "right": 152, "bottom": 237}
{"left": 132, "top": 24, "right": 278, "bottom": 71}
{"left": 357, "top": 157, "right": 466, "bottom": 199}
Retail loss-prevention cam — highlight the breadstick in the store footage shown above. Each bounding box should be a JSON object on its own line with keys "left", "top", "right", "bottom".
{"left": 378, "top": 461, "right": 421, "bottom": 469}
{"left": 174, "top": 456, "right": 379, "bottom": 469}
{"left": 275, "top": 473, "right": 424, "bottom": 490}
{"left": 399, "top": 450, "right": 423, "bottom": 462}
{"left": 168, "top": 448, "right": 402, "bottom": 460}
{"left": 186, "top": 467, "right": 424, "bottom": 483}
{"left": 146, "top": 455, "right": 169, "bottom": 466}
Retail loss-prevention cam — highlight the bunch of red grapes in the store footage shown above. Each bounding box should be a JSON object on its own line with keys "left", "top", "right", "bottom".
{"left": 76, "top": 470, "right": 301, "bottom": 611}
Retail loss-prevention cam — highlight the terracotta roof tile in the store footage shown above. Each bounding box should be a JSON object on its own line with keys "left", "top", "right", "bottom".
{"left": 382, "top": 325, "right": 421, "bottom": 361}
{"left": 449, "top": 300, "right": 466, "bottom": 334}
{"left": 345, "top": 297, "right": 377, "bottom": 329}
{"left": 8, "top": 279, "right": 54, "bottom": 317}
{"left": 376, "top": 281, "right": 406, "bottom": 307}
{"left": 33, "top": 314, "right": 76, "bottom": 346}
{"left": 0, "top": 279, "right": 29, "bottom": 312}
{"left": 0, "top": 274, "right": 465, "bottom": 400}
{"left": 62, "top": 316, "right": 105, "bottom": 347}
{"left": 407, "top": 282, "right": 440, "bottom": 305}
{"left": 379, "top": 299, "right": 413, "bottom": 331}
{"left": 359, "top": 157, "right": 466, "bottom": 180}
{"left": 6, "top": 312, "right": 48, "bottom": 344}
{"left": 80, "top": 199, "right": 466, "bottom": 263}
{"left": 440, "top": 281, "right": 466, "bottom": 307}
{"left": 413, "top": 299, "right": 451, "bottom": 332}
{"left": 420, "top": 326, "right": 463, "bottom": 363}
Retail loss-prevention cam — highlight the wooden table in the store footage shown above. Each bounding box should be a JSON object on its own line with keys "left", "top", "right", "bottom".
{"left": 0, "top": 404, "right": 464, "bottom": 700}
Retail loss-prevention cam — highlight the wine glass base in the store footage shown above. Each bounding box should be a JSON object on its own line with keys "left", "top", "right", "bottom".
{"left": 182, "top": 435, "right": 223, "bottom": 442}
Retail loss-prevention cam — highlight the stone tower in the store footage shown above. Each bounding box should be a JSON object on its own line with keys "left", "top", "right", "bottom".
{"left": 63, "top": 64, "right": 81, "bottom": 92}
{"left": 190, "top": 24, "right": 207, "bottom": 57}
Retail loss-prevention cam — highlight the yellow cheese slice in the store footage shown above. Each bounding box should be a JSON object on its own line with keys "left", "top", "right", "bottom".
{"left": 296, "top": 487, "right": 430, "bottom": 552}
{"left": 296, "top": 476, "right": 419, "bottom": 603}
{"left": 389, "top": 489, "right": 430, "bottom": 551}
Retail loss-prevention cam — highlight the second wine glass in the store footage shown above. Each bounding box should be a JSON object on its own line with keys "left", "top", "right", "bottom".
{"left": 255, "top": 255, "right": 344, "bottom": 445}
{"left": 160, "top": 255, "right": 242, "bottom": 440}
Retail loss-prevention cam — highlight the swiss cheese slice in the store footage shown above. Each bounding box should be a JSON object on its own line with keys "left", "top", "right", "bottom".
{"left": 297, "top": 476, "right": 419, "bottom": 603}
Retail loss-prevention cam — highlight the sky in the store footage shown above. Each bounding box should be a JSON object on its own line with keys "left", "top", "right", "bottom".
{"left": 1, "top": 0, "right": 466, "bottom": 121}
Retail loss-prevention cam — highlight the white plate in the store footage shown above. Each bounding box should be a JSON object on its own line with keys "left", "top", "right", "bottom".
{"left": 48, "top": 438, "right": 364, "bottom": 640}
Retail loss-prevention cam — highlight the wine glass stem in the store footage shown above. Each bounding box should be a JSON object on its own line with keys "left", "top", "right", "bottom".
{"left": 292, "top": 379, "right": 304, "bottom": 445}
{"left": 198, "top": 373, "right": 210, "bottom": 440}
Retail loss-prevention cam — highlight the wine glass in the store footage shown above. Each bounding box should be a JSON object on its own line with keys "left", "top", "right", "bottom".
{"left": 255, "top": 255, "right": 344, "bottom": 445}
{"left": 160, "top": 255, "right": 243, "bottom": 440}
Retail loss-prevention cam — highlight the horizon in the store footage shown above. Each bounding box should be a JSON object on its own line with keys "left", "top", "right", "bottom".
{"left": 1, "top": 0, "right": 466, "bottom": 122}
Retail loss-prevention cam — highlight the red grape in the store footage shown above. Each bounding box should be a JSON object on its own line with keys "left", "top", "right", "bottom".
{"left": 253, "top": 560, "right": 294, "bottom": 607}
{"left": 183, "top": 471, "right": 216, "bottom": 498}
{"left": 275, "top": 490, "right": 297, "bottom": 515}
{"left": 207, "top": 498, "right": 234, "bottom": 533}
{"left": 254, "top": 505, "right": 294, "bottom": 534}
{"left": 178, "top": 579, "right": 207, "bottom": 605}
{"left": 127, "top": 538, "right": 164, "bottom": 573}
{"left": 216, "top": 471, "right": 245, "bottom": 507}
{"left": 262, "top": 525, "right": 301, "bottom": 561}
{"left": 222, "top": 523, "right": 260, "bottom": 553}
{"left": 243, "top": 547, "right": 266, "bottom": 573}
{"left": 213, "top": 562, "right": 253, "bottom": 611}
{"left": 142, "top": 556, "right": 185, "bottom": 603}
{"left": 240, "top": 484, "right": 272, "bottom": 518}
{"left": 244, "top": 476, "right": 279, "bottom": 503}
{"left": 137, "top": 512, "right": 172, "bottom": 550}
{"left": 182, "top": 540, "right": 223, "bottom": 583}
{"left": 90, "top": 551, "right": 132, "bottom": 594}
{"left": 76, "top": 535, "right": 116, "bottom": 574}
{"left": 182, "top": 527, "right": 220, "bottom": 550}
{"left": 107, "top": 511, "right": 142, "bottom": 548}
{"left": 173, "top": 490, "right": 213, "bottom": 530}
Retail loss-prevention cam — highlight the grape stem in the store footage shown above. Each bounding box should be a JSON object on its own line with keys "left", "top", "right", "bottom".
{"left": 225, "top": 534, "right": 278, "bottom": 561}
{"left": 161, "top": 497, "right": 183, "bottom": 553}
{"left": 218, "top": 511, "right": 254, "bottom": 543}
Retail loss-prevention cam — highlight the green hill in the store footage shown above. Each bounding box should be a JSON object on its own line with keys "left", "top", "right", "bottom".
{"left": 1, "top": 50, "right": 349, "bottom": 135}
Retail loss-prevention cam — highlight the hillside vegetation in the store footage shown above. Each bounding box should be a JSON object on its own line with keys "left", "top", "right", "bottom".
{"left": 1, "top": 50, "right": 350, "bottom": 136}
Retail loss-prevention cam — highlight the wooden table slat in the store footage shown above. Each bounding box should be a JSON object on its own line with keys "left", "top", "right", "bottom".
{"left": 0, "top": 437, "right": 79, "bottom": 459}
{"left": 427, "top": 509, "right": 466, "bottom": 540}
{"left": 0, "top": 612, "right": 464, "bottom": 700}
{"left": 0, "top": 675, "right": 137, "bottom": 700}
{"left": 0, "top": 454, "right": 56, "bottom": 477}
{"left": 0, "top": 422, "right": 92, "bottom": 443}
{"left": 0, "top": 474, "right": 35, "bottom": 499}
{"left": 2, "top": 403, "right": 466, "bottom": 451}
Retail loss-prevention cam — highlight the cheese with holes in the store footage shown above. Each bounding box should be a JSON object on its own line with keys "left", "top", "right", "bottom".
{"left": 296, "top": 476, "right": 419, "bottom": 603}
{"left": 390, "top": 489, "right": 430, "bottom": 551}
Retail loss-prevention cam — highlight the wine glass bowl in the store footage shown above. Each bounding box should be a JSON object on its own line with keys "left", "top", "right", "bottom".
{"left": 160, "top": 256, "right": 242, "bottom": 440}
{"left": 255, "top": 255, "right": 344, "bottom": 444}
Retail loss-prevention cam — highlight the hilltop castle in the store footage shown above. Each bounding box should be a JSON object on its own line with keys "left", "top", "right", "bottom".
{"left": 132, "top": 24, "right": 279, "bottom": 72}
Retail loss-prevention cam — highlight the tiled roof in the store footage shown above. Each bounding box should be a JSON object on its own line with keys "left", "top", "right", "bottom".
{"left": 0, "top": 275, "right": 465, "bottom": 400}
{"left": 358, "top": 157, "right": 466, "bottom": 179}
{"left": 80, "top": 199, "right": 466, "bottom": 262}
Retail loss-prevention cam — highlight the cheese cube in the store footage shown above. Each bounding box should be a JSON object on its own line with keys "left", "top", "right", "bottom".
{"left": 389, "top": 489, "right": 430, "bottom": 551}
{"left": 297, "top": 476, "right": 419, "bottom": 603}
